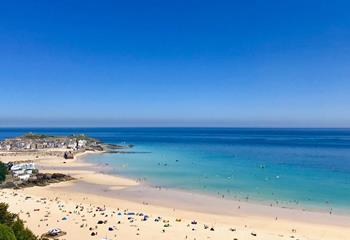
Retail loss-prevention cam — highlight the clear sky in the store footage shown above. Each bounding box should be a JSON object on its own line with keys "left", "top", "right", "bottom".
{"left": 1, "top": 1, "right": 350, "bottom": 127}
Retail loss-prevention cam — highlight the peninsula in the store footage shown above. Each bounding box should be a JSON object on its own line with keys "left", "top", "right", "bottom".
{"left": 0, "top": 133, "right": 129, "bottom": 188}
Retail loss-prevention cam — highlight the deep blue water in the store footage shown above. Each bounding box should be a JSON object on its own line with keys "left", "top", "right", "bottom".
{"left": 1, "top": 128, "right": 350, "bottom": 212}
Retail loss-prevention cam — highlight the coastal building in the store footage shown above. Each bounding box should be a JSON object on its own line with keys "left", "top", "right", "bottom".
{"left": 67, "top": 141, "right": 77, "bottom": 149}
{"left": 0, "top": 133, "right": 100, "bottom": 154}
{"left": 9, "top": 161, "right": 36, "bottom": 181}
{"left": 17, "top": 174, "right": 31, "bottom": 181}
{"left": 78, "top": 139, "right": 87, "bottom": 148}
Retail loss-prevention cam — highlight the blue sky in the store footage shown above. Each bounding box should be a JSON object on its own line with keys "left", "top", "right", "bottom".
{"left": 1, "top": 1, "right": 350, "bottom": 127}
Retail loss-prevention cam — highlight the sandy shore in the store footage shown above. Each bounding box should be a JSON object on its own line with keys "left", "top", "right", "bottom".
{"left": 1, "top": 151, "right": 350, "bottom": 240}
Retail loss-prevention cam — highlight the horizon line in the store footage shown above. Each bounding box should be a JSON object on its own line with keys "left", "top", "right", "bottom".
{"left": 0, "top": 126, "right": 350, "bottom": 129}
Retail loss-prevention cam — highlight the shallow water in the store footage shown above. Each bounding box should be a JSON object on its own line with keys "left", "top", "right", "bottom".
{"left": 1, "top": 128, "right": 350, "bottom": 212}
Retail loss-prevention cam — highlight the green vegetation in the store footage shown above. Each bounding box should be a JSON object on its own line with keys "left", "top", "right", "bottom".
{"left": 0, "top": 161, "right": 8, "bottom": 183}
{"left": 0, "top": 224, "right": 16, "bottom": 240}
{"left": 23, "top": 133, "right": 54, "bottom": 140}
{"left": 70, "top": 134, "right": 96, "bottom": 142}
{"left": 0, "top": 203, "right": 38, "bottom": 240}
{"left": 71, "top": 134, "right": 87, "bottom": 140}
{"left": 23, "top": 132, "right": 95, "bottom": 142}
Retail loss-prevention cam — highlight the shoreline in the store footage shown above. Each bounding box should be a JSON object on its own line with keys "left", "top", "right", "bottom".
{"left": 1, "top": 150, "right": 350, "bottom": 239}
{"left": 79, "top": 152, "right": 349, "bottom": 217}
{"left": 21, "top": 150, "right": 350, "bottom": 223}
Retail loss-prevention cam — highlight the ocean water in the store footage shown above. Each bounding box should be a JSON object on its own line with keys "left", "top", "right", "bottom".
{"left": 1, "top": 128, "right": 350, "bottom": 212}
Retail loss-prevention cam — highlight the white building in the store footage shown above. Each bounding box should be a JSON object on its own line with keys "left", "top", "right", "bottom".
{"left": 78, "top": 140, "right": 87, "bottom": 148}
{"left": 18, "top": 174, "right": 31, "bottom": 181}
{"left": 67, "top": 141, "right": 77, "bottom": 149}
{"left": 11, "top": 161, "right": 36, "bottom": 178}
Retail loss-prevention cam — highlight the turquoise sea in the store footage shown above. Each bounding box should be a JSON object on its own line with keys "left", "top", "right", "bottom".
{"left": 1, "top": 128, "right": 350, "bottom": 212}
